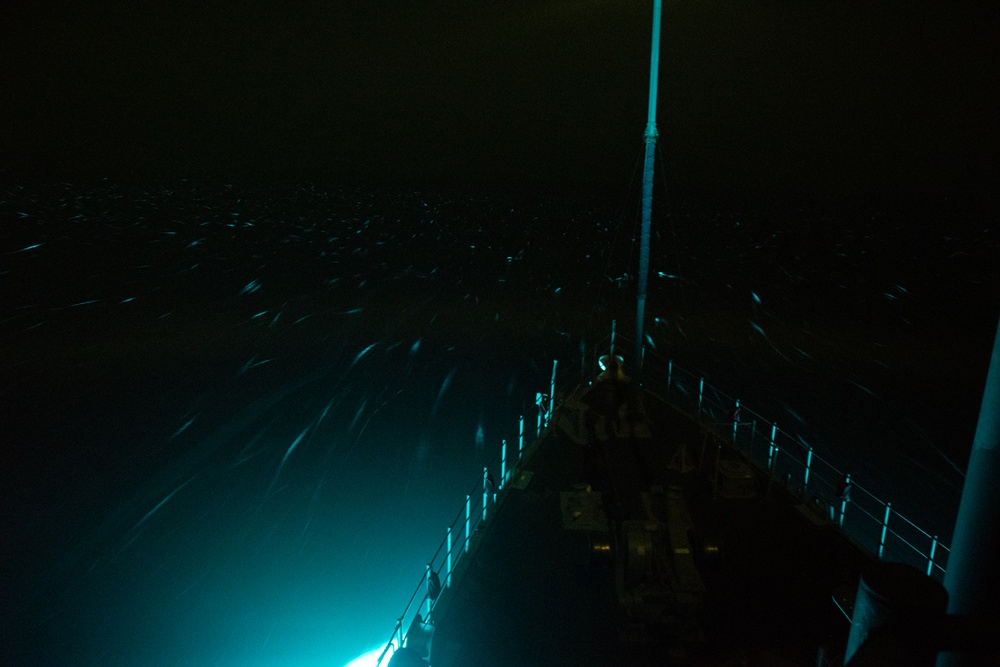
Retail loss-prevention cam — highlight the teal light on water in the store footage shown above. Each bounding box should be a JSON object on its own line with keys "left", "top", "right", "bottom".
{"left": 345, "top": 646, "right": 389, "bottom": 667}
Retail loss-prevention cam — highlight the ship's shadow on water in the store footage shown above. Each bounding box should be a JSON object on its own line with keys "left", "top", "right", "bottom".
{"left": 1, "top": 179, "right": 997, "bottom": 666}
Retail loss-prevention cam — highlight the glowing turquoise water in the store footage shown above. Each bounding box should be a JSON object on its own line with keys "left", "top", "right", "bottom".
{"left": 2, "top": 180, "right": 995, "bottom": 665}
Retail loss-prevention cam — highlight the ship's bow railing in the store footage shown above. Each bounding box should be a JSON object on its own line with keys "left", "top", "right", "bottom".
{"left": 373, "top": 357, "right": 572, "bottom": 666}
{"left": 601, "top": 330, "right": 950, "bottom": 582}
{"left": 375, "top": 329, "right": 952, "bottom": 664}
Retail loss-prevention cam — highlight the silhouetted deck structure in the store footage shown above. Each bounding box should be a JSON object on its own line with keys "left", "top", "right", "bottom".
{"left": 428, "top": 378, "right": 873, "bottom": 665}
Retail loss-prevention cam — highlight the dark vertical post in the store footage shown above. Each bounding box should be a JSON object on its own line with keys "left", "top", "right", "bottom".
{"left": 845, "top": 562, "right": 947, "bottom": 665}
{"left": 939, "top": 316, "right": 1000, "bottom": 666}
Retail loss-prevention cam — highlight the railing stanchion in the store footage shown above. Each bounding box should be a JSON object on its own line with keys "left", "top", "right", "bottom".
{"left": 424, "top": 564, "right": 432, "bottom": 617}
{"left": 879, "top": 501, "right": 892, "bottom": 559}
{"left": 667, "top": 359, "right": 673, "bottom": 391}
{"left": 768, "top": 423, "right": 778, "bottom": 471}
{"left": 536, "top": 393, "right": 543, "bottom": 437}
{"left": 483, "top": 467, "right": 489, "bottom": 523}
{"left": 839, "top": 473, "right": 851, "bottom": 527}
{"left": 548, "top": 359, "right": 558, "bottom": 426}
{"left": 804, "top": 446, "right": 813, "bottom": 493}
{"left": 501, "top": 439, "right": 507, "bottom": 490}
{"left": 927, "top": 536, "right": 938, "bottom": 577}
{"left": 698, "top": 377, "right": 704, "bottom": 417}
{"left": 464, "top": 495, "right": 470, "bottom": 553}
{"left": 732, "top": 399, "right": 740, "bottom": 444}
{"left": 518, "top": 414, "right": 524, "bottom": 460}
{"left": 446, "top": 526, "right": 452, "bottom": 587}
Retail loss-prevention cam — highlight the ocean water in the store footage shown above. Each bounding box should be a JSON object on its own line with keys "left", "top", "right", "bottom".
{"left": 2, "top": 178, "right": 996, "bottom": 666}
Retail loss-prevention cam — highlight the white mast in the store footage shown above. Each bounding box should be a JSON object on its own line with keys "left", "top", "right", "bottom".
{"left": 635, "top": 0, "right": 662, "bottom": 373}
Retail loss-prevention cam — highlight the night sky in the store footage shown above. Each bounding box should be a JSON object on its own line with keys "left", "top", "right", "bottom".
{"left": 2, "top": 0, "right": 997, "bottom": 209}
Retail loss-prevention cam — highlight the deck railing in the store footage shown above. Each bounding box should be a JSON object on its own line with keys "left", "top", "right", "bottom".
{"left": 615, "top": 333, "right": 951, "bottom": 582}
{"left": 374, "top": 330, "right": 952, "bottom": 664}
{"left": 372, "top": 471, "right": 491, "bottom": 667}
{"left": 373, "top": 388, "right": 552, "bottom": 666}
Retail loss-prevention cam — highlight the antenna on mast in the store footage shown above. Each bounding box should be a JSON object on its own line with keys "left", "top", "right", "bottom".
{"left": 635, "top": 0, "right": 662, "bottom": 375}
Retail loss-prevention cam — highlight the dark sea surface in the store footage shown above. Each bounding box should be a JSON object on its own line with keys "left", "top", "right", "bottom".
{"left": 2, "top": 177, "right": 997, "bottom": 666}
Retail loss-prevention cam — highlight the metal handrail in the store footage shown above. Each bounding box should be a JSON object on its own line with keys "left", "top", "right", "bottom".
{"left": 604, "top": 330, "right": 952, "bottom": 581}
{"left": 374, "top": 359, "right": 561, "bottom": 665}
{"left": 376, "top": 329, "right": 954, "bottom": 663}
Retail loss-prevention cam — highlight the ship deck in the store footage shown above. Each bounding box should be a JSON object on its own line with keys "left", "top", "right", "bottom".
{"left": 427, "top": 380, "right": 873, "bottom": 666}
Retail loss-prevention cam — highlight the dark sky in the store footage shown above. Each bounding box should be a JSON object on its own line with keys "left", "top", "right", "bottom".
{"left": 2, "top": 0, "right": 997, "bottom": 208}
